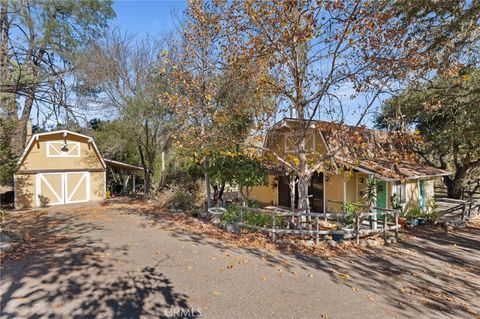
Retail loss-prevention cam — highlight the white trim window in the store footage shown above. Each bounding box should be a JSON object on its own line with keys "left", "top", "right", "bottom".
{"left": 393, "top": 181, "right": 406, "bottom": 204}
{"left": 46, "top": 141, "right": 80, "bottom": 157}
{"left": 285, "top": 132, "right": 315, "bottom": 153}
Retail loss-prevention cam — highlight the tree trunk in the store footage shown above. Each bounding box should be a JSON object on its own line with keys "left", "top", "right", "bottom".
{"left": 444, "top": 176, "right": 464, "bottom": 199}
{"left": 296, "top": 122, "right": 311, "bottom": 229}
{"left": 443, "top": 165, "right": 469, "bottom": 199}
{"left": 290, "top": 173, "right": 296, "bottom": 213}
{"left": 203, "top": 159, "right": 212, "bottom": 210}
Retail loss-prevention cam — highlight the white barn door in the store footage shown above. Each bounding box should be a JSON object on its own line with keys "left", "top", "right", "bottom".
{"left": 65, "top": 172, "right": 90, "bottom": 204}
{"left": 36, "top": 172, "right": 90, "bottom": 206}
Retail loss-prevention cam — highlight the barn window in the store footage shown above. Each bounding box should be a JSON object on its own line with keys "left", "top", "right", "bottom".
{"left": 285, "top": 133, "right": 315, "bottom": 153}
{"left": 46, "top": 141, "right": 81, "bottom": 157}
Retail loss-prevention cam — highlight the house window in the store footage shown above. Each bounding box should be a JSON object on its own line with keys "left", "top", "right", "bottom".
{"left": 46, "top": 141, "right": 81, "bottom": 157}
{"left": 393, "top": 181, "right": 406, "bottom": 204}
{"left": 285, "top": 133, "right": 315, "bottom": 153}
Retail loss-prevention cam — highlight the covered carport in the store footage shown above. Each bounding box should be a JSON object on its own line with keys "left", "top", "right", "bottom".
{"left": 104, "top": 159, "right": 144, "bottom": 195}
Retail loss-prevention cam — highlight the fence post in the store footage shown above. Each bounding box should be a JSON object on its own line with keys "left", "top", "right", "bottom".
{"left": 355, "top": 213, "right": 360, "bottom": 246}
{"left": 394, "top": 210, "right": 399, "bottom": 241}
{"left": 461, "top": 202, "right": 466, "bottom": 221}
{"left": 271, "top": 211, "right": 276, "bottom": 241}
{"left": 315, "top": 215, "right": 319, "bottom": 245}
{"left": 240, "top": 207, "right": 244, "bottom": 223}
{"left": 383, "top": 213, "right": 388, "bottom": 243}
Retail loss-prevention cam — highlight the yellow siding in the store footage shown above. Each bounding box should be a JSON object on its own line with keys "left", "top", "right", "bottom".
{"left": 249, "top": 175, "right": 277, "bottom": 205}
{"left": 14, "top": 174, "right": 36, "bottom": 209}
{"left": 90, "top": 172, "right": 106, "bottom": 201}
{"left": 425, "top": 179, "right": 435, "bottom": 202}
{"left": 346, "top": 175, "right": 356, "bottom": 203}
{"left": 404, "top": 179, "right": 419, "bottom": 210}
{"left": 325, "top": 174, "right": 344, "bottom": 212}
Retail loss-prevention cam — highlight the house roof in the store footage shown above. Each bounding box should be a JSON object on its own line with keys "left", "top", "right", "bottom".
{"left": 266, "top": 118, "right": 450, "bottom": 180}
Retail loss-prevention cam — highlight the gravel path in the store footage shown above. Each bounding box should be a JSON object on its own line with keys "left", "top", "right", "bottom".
{"left": 1, "top": 202, "right": 479, "bottom": 318}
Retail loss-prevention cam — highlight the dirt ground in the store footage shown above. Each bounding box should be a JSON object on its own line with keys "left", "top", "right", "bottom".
{"left": 1, "top": 199, "right": 479, "bottom": 318}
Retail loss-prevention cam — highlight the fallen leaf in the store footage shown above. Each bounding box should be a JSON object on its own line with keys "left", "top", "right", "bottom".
{"left": 339, "top": 274, "right": 350, "bottom": 280}
{"left": 260, "top": 275, "right": 267, "bottom": 281}
{"left": 212, "top": 290, "right": 221, "bottom": 296}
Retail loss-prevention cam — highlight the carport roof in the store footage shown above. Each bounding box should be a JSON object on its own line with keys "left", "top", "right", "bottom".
{"left": 104, "top": 159, "right": 144, "bottom": 173}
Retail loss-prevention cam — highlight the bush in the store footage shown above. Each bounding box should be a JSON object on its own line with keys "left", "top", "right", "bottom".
{"left": 405, "top": 206, "right": 423, "bottom": 220}
{"left": 222, "top": 207, "right": 241, "bottom": 223}
{"left": 156, "top": 186, "right": 195, "bottom": 210}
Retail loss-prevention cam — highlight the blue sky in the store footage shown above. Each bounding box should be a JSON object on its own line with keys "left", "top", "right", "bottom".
{"left": 112, "top": 0, "right": 187, "bottom": 36}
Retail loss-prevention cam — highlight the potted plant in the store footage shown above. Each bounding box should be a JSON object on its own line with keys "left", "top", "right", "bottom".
{"left": 391, "top": 194, "right": 406, "bottom": 226}
{"left": 332, "top": 226, "right": 345, "bottom": 242}
{"left": 341, "top": 202, "right": 356, "bottom": 240}
{"left": 405, "top": 206, "right": 422, "bottom": 227}
{"left": 417, "top": 211, "right": 427, "bottom": 226}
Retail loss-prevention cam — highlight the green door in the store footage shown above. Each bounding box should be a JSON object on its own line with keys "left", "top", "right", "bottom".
{"left": 419, "top": 180, "right": 426, "bottom": 209}
{"left": 376, "top": 181, "right": 387, "bottom": 220}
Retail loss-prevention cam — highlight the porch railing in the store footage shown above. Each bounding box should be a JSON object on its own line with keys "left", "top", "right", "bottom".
{"left": 233, "top": 204, "right": 400, "bottom": 245}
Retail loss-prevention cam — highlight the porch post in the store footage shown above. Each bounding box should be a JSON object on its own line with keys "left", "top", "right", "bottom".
{"left": 132, "top": 174, "right": 136, "bottom": 193}
{"left": 370, "top": 174, "right": 378, "bottom": 230}
{"left": 323, "top": 174, "right": 327, "bottom": 221}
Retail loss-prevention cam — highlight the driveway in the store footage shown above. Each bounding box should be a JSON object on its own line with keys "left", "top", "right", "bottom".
{"left": 1, "top": 200, "right": 479, "bottom": 318}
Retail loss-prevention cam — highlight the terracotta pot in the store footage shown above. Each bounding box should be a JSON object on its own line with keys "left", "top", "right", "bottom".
{"left": 398, "top": 217, "right": 407, "bottom": 227}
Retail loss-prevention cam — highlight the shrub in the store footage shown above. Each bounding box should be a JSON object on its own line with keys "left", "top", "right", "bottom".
{"left": 222, "top": 207, "right": 241, "bottom": 223}
{"left": 244, "top": 211, "right": 282, "bottom": 227}
{"left": 405, "top": 206, "right": 423, "bottom": 220}
{"left": 341, "top": 202, "right": 356, "bottom": 227}
{"left": 156, "top": 186, "right": 195, "bottom": 210}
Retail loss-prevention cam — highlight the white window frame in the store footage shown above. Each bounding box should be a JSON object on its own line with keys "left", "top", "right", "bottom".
{"left": 393, "top": 181, "right": 406, "bottom": 204}
{"left": 284, "top": 132, "right": 315, "bottom": 153}
{"left": 46, "top": 141, "right": 81, "bottom": 158}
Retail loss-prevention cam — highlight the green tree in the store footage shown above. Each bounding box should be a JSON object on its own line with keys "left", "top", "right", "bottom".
{"left": 0, "top": 0, "right": 114, "bottom": 157}
{"left": 78, "top": 31, "right": 174, "bottom": 197}
{"left": 187, "top": 150, "right": 268, "bottom": 206}
{"left": 377, "top": 68, "right": 480, "bottom": 199}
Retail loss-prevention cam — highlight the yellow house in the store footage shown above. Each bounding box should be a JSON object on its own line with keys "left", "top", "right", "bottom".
{"left": 250, "top": 118, "right": 449, "bottom": 213}
{"left": 14, "top": 129, "right": 142, "bottom": 208}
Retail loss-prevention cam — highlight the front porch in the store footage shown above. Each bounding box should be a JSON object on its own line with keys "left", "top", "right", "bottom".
{"left": 256, "top": 170, "right": 393, "bottom": 215}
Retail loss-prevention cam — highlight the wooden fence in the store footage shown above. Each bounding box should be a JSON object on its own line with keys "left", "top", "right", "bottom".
{"left": 233, "top": 205, "right": 400, "bottom": 245}
{"left": 435, "top": 186, "right": 480, "bottom": 200}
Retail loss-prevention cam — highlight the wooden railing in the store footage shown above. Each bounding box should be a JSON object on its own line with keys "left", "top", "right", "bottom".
{"left": 233, "top": 204, "right": 400, "bottom": 245}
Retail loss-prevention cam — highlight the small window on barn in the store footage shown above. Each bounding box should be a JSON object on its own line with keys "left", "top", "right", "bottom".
{"left": 285, "top": 133, "right": 315, "bottom": 153}
{"left": 46, "top": 141, "right": 81, "bottom": 157}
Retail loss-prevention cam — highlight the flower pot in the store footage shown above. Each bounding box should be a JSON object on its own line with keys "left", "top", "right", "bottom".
{"left": 226, "top": 223, "right": 240, "bottom": 233}
{"left": 408, "top": 218, "right": 419, "bottom": 227}
{"left": 341, "top": 228, "right": 354, "bottom": 240}
{"left": 398, "top": 217, "right": 407, "bottom": 227}
{"left": 332, "top": 231, "right": 344, "bottom": 242}
{"left": 417, "top": 218, "right": 426, "bottom": 226}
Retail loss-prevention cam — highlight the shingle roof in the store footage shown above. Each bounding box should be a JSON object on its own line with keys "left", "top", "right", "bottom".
{"left": 268, "top": 118, "right": 450, "bottom": 180}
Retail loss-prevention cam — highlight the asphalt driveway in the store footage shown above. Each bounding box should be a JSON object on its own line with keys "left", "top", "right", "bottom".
{"left": 1, "top": 200, "right": 479, "bottom": 318}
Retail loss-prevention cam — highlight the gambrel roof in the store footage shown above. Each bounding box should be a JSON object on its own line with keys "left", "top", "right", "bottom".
{"left": 16, "top": 130, "right": 106, "bottom": 171}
